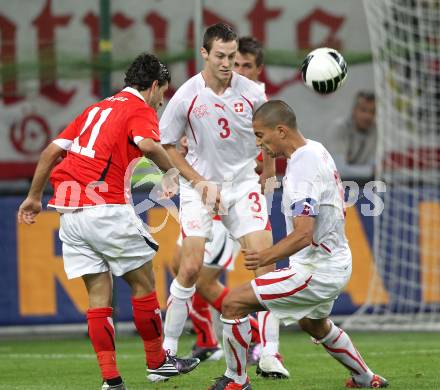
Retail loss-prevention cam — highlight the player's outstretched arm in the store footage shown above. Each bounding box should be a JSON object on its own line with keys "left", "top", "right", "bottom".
{"left": 243, "top": 216, "right": 314, "bottom": 270}
{"left": 138, "top": 138, "right": 174, "bottom": 173}
{"left": 17, "top": 143, "right": 64, "bottom": 224}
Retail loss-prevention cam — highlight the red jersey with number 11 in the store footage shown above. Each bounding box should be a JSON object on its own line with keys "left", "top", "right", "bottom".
{"left": 48, "top": 87, "right": 159, "bottom": 208}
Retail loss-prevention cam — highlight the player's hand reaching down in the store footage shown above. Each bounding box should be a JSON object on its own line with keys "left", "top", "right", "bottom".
{"left": 195, "top": 180, "right": 222, "bottom": 214}
{"left": 242, "top": 248, "right": 266, "bottom": 270}
{"left": 160, "top": 168, "right": 180, "bottom": 198}
{"left": 17, "top": 197, "right": 42, "bottom": 225}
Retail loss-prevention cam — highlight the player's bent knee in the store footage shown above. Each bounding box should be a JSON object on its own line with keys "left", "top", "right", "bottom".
{"left": 178, "top": 261, "right": 203, "bottom": 285}
{"left": 220, "top": 294, "right": 235, "bottom": 317}
{"left": 221, "top": 293, "right": 245, "bottom": 318}
{"left": 298, "top": 317, "right": 310, "bottom": 332}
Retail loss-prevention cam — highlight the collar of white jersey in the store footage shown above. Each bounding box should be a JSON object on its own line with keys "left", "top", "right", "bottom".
{"left": 230, "top": 71, "right": 239, "bottom": 88}
{"left": 122, "top": 86, "right": 145, "bottom": 102}
{"left": 230, "top": 72, "right": 265, "bottom": 92}
{"left": 289, "top": 139, "right": 310, "bottom": 159}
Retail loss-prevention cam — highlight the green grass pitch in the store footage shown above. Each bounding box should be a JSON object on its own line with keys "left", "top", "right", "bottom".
{"left": 1, "top": 331, "right": 439, "bottom": 389}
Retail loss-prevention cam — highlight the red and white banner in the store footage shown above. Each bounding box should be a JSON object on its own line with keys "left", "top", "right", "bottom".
{"left": 0, "top": 0, "right": 372, "bottom": 179}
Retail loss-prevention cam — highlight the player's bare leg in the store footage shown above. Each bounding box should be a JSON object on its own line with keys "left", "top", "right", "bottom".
{"left": 197, "top": 266, "right": 224, "bottom": 302}
{"left": 197, "top": 266, "right": 262, "bottom": 362}
{"left": 239, "top": 229, "right": 275, "bottom": 276}
{"left": 189, "top": 266, "right": 224, "bottom": 361}
{"left": 122, "top": 262, "right": 155, "bottom": 294}
{"left": 164, "top": 236, "right": 205, "bottom": 355}
{"left": 83, "top": 272, "right": 125, "bottom": 389}
{"left": 171, "top": 241, "right": 223, "bottom": 360}
{"left": 239, "top": 230, "right": 289, "bottom": 378}
{"left": 298, "top": 318, "right": 388, "bottom": 388}
{"left": 208, "top": 282, "right": 263, "bottom": 389}
{"left": 169, "top": 242, "right": 182, "bottom": 277}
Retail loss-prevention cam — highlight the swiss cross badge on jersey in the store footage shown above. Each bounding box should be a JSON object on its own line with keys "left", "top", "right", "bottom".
{"left": 302, "top": 204, "right": 311, "bottom": 216}
{"left": 234, "top": 102, "right": 244, "bottom": 113}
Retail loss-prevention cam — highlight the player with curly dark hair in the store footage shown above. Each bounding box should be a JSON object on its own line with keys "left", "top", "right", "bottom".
{"left": 124, "top": 53, "right": 171, "bottom": 90}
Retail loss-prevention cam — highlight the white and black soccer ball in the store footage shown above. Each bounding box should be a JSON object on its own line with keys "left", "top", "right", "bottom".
{"left": 301, "top": 47, "right": 348, "bottom": 94}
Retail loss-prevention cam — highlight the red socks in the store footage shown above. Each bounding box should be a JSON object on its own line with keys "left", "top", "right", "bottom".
{"left": 250, "top": 315, "right": 261, "bottom": 344}
{"left": 211, "top": 288, "right": 261, "bottom": 344}
{"left": 132, "top": 291, "right": 166, "bottom": 369}
{"left": 87, "top": 293, "right": 166, "bottom": 377}
{"left": 87, "top": 307, "right": 120, "bottom": 381}
{"left": 190, "top": 292, "right": 218, "bottom": 348}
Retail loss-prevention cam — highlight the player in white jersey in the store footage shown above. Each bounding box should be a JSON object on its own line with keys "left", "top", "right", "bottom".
{"left": 160, "top": 24, "right": 287, "bottom": 375}
{"left": 169, "top": 36, "right": 286, "bottom": 374}
{"left": 208, "top": 100, "right": 389, "bottom": 390}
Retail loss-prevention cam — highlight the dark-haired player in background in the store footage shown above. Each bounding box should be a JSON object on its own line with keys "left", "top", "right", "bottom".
{"left": 18, "top": 53, "right": 199, "bottom": 390}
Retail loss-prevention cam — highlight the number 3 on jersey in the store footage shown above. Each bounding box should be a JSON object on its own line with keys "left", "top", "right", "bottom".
{"left": 217, "top": 117, "right": 231, "bottom": 139}
{"left": 71, "top": 107, "right": 112, "bottom": 158}
{"left": 248, "top": 192, "right": 262, "bottom": 212}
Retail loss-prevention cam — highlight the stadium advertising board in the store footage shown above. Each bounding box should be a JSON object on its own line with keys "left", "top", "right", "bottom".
{"left": 0, "top": 191, "right": 391, "bottom": 326}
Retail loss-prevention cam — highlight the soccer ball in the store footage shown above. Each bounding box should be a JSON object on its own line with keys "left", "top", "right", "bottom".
{"left": 301, "top": 47, "right": 348, "bottom": 94}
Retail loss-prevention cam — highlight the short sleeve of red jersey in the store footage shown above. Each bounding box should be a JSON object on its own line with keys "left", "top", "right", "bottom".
{"left": 52, "top": 114, "right": 81, "bottom": 150}
{"left": 127, "top": 107, "right": 160, "bottom": 144}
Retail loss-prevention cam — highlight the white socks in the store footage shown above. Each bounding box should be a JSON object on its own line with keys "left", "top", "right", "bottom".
{"left": 257, "top": 311, "right": 280, "bottom": 356}
{"left": 163, "top": 279, "right": 196, "bottom": 355}
{"left": 221, "top": 315, "right": 251, "bottom": 385}
{"left": 318, "top": 321, "right": 373, "bottom": 384}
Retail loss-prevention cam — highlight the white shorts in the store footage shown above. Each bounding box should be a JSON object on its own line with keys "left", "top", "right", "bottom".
{"left": 177, "top": 219, "right": 240, "bottom": 271}
{"left": 179, "top": 177, "right": 269, "bottom": 240}
{"left": 251, "top": 262, "right": 352, "bottom": 325}
{"left": 59, "top": 204, "right": 158, "bottom": 279}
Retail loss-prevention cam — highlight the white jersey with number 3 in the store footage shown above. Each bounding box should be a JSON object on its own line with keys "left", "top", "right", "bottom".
{"left": 160, "top": 72, "right": 266, "bottom": 183}
{"left": 282, "top": 140, "right": 350, "bottom": 270}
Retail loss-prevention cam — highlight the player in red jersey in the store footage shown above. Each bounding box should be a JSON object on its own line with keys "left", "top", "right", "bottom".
{"left": 17, "top": 53, "right": 199, "bottom": 390}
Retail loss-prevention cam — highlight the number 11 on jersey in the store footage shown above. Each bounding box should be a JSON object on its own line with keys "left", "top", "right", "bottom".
{"left": 71, "top": 107, "right": 113, "bottom": 158}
